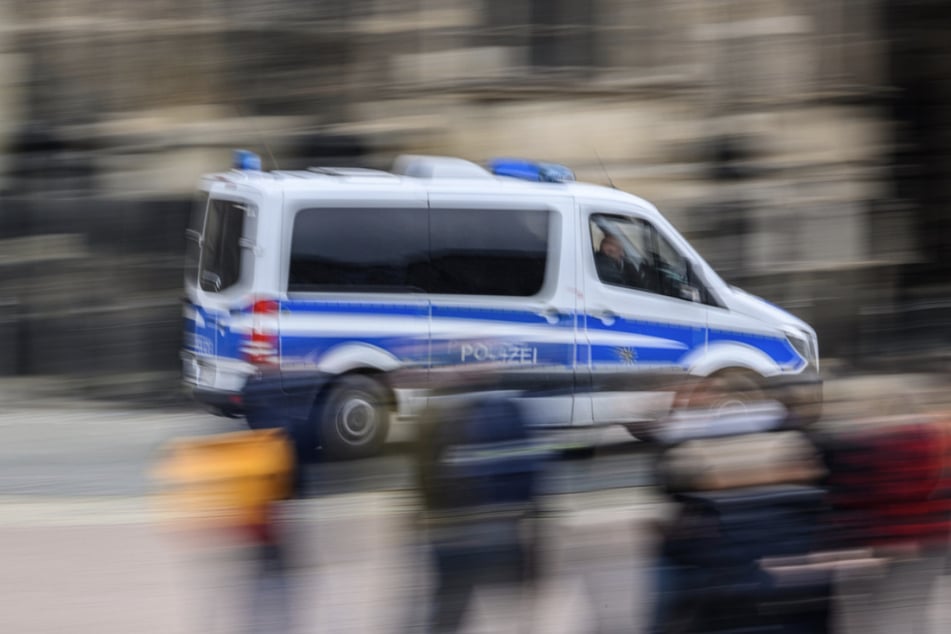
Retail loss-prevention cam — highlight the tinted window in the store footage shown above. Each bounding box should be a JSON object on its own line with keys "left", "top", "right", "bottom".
{"left": 652, "top": 229, "right": 690, "bottom": 286}
{"left": 590, "top": 213, "right": 705, "bottom": 302}
{"left": 289, "top": 208, "right": 428, "bottom": 292}
{"left": 429, "top": 208, "right": 549, "bottom": 296}
{"left": 199, "top": 199, "right": 245, "bottom": 292}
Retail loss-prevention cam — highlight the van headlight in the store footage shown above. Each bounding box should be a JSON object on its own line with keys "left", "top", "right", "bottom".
{"left": 784, "top": 328, "right": 817, "bottom": 369}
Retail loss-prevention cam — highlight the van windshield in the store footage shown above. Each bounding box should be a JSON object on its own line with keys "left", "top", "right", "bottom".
{"left": 199, "top": 199, "right": 246, "bottom": 293}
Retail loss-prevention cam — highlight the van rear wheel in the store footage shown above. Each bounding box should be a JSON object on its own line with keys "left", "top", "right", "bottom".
{"left": 624, "top": 423, "right": 656, "bottom": 443}
{"left": 318, "top": 375, "right": 390, "bottom": 460}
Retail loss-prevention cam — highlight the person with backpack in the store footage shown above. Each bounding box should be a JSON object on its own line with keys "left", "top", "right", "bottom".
{"left": 414, "top": 381, "right": 552, "bottom": 633}
{"left": 815, "top": 404, "right": 951, "bottom": 634}
{"left": 646, "top": 383, "right": 833, "bottom": 633}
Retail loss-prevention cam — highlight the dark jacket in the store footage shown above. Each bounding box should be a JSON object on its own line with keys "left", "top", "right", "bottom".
{"left": 416, "top": 393, "right": 547, "bottom": 521}
{"left": 594, "top": 251, "right": 645, "bottom": 289}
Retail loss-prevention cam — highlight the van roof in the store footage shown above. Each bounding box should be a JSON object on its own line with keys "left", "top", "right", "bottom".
{"left": 201, "top": 155, "right": 659, "bottom": 213}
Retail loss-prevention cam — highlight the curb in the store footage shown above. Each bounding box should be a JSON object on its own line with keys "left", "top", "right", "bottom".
{"left": 0, "top": 487, "right": 668, "bottom": 528}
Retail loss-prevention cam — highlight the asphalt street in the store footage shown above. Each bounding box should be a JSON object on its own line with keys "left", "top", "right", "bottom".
{"left": 0, "top": 403, "right": 655, "bottom": 499}
{"left": 0, "top": 402, "right": 665, "bottom": 633}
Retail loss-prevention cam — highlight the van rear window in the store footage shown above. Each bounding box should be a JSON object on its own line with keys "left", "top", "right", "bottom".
{"left": 290, "top": 208, "right": 429, "bottom": 292}
{"left": 185, "top": 192, "right": 209, "bottom": 288}
{"left": 199, "top": 200, "right": 245, "bottom": 293}
{"left": 429, "top": 208, "right": 549, "bottom": 296}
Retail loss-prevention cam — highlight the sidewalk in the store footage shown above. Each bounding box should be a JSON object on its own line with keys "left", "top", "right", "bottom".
{"left": 0, "top": 488, "right": 668, "bottom": 634}
{"left": 3, "top": 483, "right": 951, "bottom": 632}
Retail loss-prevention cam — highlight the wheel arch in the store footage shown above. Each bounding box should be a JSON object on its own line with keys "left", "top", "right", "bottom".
{"left": 686, "top": 341, "right": 783, "bottom": 379}
{"left": 306, "top": 342, "right": 402, "bottom": 415}
{"left": 312, "top": 367, "right": 397, "bottom": 419}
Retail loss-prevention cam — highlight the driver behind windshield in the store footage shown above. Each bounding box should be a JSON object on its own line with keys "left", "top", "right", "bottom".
{"left": 594, "top": 234, "right": 647, "bottom": 290}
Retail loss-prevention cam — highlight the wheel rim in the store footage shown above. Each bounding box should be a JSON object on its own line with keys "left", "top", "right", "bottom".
{"left": 691, "top": 376, "right": 759, "bottom": 416}
{"left": 336, "top": 394, "right": 377, "bottom": 445}
{"left": 712, "top": 394, "right": 752, "bottom": 416}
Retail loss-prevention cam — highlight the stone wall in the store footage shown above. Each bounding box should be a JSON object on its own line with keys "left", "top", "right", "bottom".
{"left": 2, "top": 0, "right": 928, "bottom": 378}
{"left": 0, "top": 196, "right": 189, "bottom": 378}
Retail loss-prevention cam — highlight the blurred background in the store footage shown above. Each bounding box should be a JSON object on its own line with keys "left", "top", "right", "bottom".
{"left": 5, "top": 4, "right": 951, "bottom": 633}
{"left": 2, "top": 0, "right": 950, "bottom": 395}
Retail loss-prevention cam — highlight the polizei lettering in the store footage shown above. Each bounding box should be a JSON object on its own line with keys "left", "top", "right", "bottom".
{"left": 459, "top": 342, "right": 538, "bottom": 365}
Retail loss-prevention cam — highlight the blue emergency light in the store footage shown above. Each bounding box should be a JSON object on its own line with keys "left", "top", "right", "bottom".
{"left": 233, "top": 149, "right": 262, "bottom": 171}
{"left": 488, "top": 158, "right": 575, "bottom": 183}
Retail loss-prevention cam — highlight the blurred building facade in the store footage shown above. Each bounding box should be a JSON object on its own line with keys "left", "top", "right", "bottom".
{"left": 1, "top": 0, "right": 949, "bottom": 384}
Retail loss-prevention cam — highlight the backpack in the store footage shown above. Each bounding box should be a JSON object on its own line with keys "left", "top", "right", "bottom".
{"left": 417, "top": 393, "right": 545, "bottom": 515}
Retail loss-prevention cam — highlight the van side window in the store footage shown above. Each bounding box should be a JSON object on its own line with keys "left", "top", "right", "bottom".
{"left": 199, "top": 199, "right": 245, "bottom": 293}
{"left": 590, "top": 214, "right": 705, "bottom": 303}
{"left": 590, "top": 215, "right": 652, "bottom": 292}
{"left": 651, "top": 229, "right": 692, "bottom": 296}
{"left": 429, "top": 208, "right": 549, "bottom": 296}
{"left": 289, "top": 208, "right": 428, "bottom": 293}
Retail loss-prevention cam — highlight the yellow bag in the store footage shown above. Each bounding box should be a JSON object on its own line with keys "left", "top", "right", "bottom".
{"left": 153, "top": 429, "right": 294, "bottom": 532}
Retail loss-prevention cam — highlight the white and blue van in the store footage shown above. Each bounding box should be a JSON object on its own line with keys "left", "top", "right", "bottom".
{"left": 183, "top": 152, "right": 821, "bottom": 458}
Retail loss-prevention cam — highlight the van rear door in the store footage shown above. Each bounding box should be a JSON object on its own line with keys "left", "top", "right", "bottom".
{"left": 183, "top": 192, "right": 212, "bottom": 386}
{"left": 190, "top": 196, "right": 259, "bottom": 396}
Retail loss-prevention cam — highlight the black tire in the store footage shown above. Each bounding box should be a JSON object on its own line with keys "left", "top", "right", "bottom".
{"left": 624, "top": 423, "right": 656, "bottom": 442}
{"left": 559, "top": 444, "right": 597, "bottom": 460}
{"left": 318, "top": 375, "right": 391, "bottom": 460}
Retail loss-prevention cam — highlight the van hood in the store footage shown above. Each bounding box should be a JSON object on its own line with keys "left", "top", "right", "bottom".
{"left": 725, "top": 286, "right": 814, "bottom": 336}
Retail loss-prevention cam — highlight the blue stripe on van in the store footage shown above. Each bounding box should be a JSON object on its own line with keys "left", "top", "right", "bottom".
{"left": 283, "top": 301, "right": 428, "bottom": 317}
{"left": 588, "top": 344, "right": 686, "bottom": 365}
{"left": 584, "top": 317, "right": 698, "bottom": 365}
{"left": 708, "top": 329, "right": 805, "bottom": 370}
{"left": 432, "top": 304, "right": 568, "bottom": 325}
{"left": 217, "top": 326, "right": 243, "bottom": 360}
{"left": 217, "top": 301, "right": 804, "bottom": 372}
{"left": 584, "top": 317, "right": 697, "bottom": 341}
{"left": 281, "top": 334, "right": 430, "bottom": 365}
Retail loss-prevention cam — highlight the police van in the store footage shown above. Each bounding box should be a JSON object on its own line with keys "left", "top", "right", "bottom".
{"left": 183, "top": 151, "right": 821, "bottom": 458}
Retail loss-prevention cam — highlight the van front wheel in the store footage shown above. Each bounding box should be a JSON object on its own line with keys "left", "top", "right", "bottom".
{"left": 319, "top": 375, "right": 390, "bottom": 460}
{"left": 688, "top": 371, "right": 764, "bottom": 414}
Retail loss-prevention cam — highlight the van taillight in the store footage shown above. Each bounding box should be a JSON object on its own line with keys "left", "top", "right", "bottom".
{"left": 240, "top": 298, "right": 279, "bottom": 366}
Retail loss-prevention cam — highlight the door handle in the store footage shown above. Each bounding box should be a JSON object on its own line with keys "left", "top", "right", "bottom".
{"left": 536, "top": 307, "right": 561, "bottom": 324}
{"left": 591, "top": 309, "right": 617, "bottom": 325}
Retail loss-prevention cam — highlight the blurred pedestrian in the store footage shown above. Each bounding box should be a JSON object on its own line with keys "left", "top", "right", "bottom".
{"left": 815, "top": 402, "right": 951, "bottom": 634}
{"left": 415, "top": 387, "right": 550, "bottom": 633}
{"left": 155, "top": 427, "right": 297, "bottom": 634}
{"left": 646, "top": 383, "right": 832, "bottom": 633}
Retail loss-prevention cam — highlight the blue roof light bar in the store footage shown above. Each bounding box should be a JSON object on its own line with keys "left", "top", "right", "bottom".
{"left": 233, "top": 149, "right": 262, "bottom": 171}
{"left": 488, "top": 158, "right": 575, "bottom": 183}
